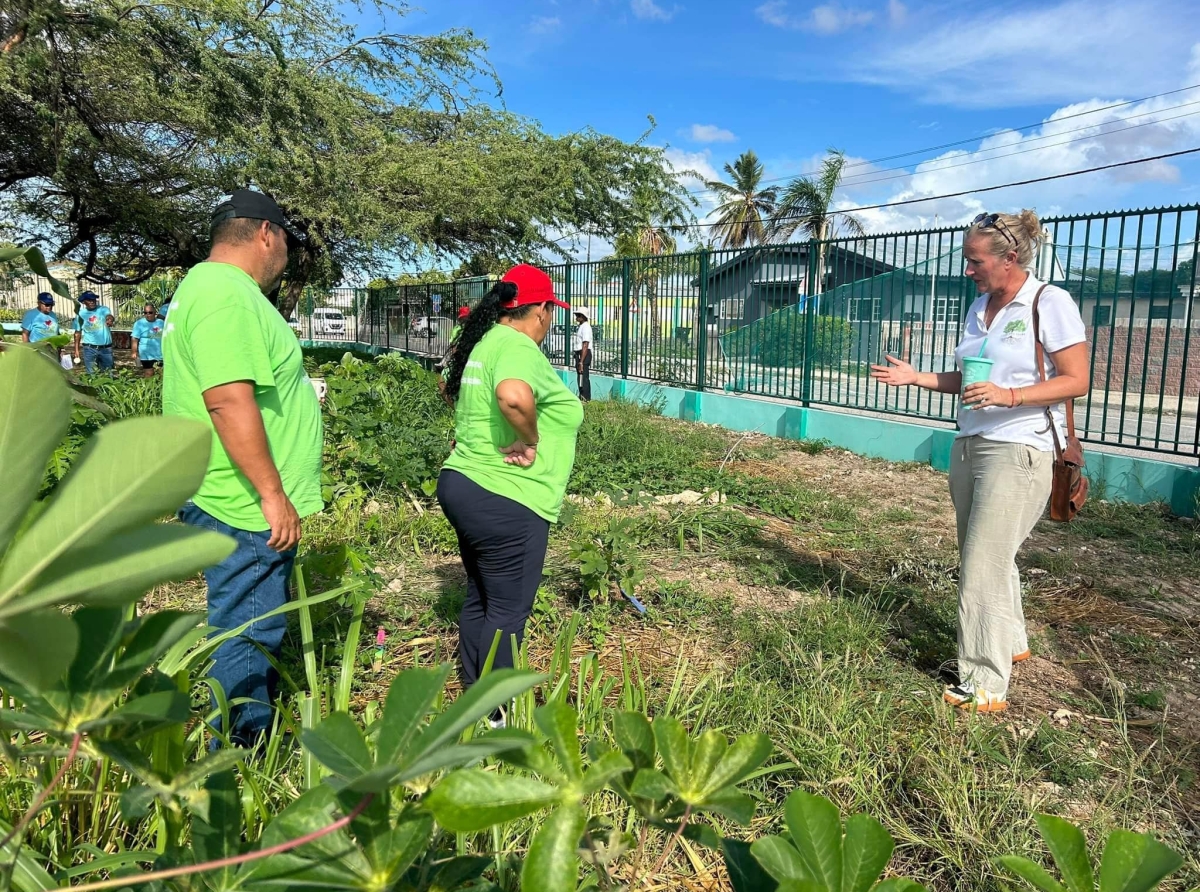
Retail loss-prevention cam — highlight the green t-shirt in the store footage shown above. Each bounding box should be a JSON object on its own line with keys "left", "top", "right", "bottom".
{"left": 443, "top": 324, "right": 584, "bottom": 522}
{"left": 162, "top": 262, "right": 323, "bottom": 531}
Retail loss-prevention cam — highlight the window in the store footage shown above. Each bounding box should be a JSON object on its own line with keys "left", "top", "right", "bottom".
{"left": 1092, "top": 305, "right": 1112, "bottom": 326}
{"left": 932, "top": 295, "right": 959, "bottom": 325}
{"left": 1149, "top": 302, "right": 1177, "bottom": 320}
{"left": 848, "top": 297, "right": 880, "bottom": 322}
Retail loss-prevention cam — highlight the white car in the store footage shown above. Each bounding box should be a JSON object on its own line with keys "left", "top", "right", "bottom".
{"left": 410, "top": 315, "right": 454, "bottom": 339}
{"left": 311, "top": 308, "right": 346, "bottom": 337}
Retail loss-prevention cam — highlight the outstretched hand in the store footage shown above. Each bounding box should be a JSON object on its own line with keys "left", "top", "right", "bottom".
{"left": 869, "top": 355, "right": 918, "bottom": 387}
{"left": 499, "top": 440, "right": 538, "bottom": 467}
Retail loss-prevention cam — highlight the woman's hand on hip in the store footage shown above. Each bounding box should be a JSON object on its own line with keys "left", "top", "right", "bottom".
{"left": 500, "top": 440, "right": 538, "bottom": 466}
{"left": 962, "top": 381, "right": 1015, "bottom": 409}
{"left": 870, "top": 355, "right": 917, "bottom": 387}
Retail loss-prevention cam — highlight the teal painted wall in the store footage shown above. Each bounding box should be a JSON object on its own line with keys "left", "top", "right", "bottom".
{"left": 315, "top": 345, "right": 1200, "bottom": 517}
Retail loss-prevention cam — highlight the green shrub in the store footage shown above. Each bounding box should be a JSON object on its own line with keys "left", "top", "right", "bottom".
{"left": 758, "top": 313, "right": 855, "bottom": 368}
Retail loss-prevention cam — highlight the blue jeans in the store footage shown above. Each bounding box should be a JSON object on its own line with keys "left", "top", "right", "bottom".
{"left": 81, "top": 344, "right": 114, "bottom": 374}
{"left": 178, "top": 502, "right": 296, "bottom": 746}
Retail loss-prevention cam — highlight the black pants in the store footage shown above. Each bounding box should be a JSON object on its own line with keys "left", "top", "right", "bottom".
{"left": 574, "top": 350, "right": 591, "bottom": 401}
{"left": 437, "top": 469, "right": 550, "bottom": 687}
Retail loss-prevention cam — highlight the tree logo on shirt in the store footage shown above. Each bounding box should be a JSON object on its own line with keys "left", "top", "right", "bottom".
{"left": 1002, "top": 319, "right": 1027, "bottom": 341}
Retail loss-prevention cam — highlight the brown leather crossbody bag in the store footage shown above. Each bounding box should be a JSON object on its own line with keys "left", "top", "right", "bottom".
{"left": 1031, "top": 285, "right": 1088, "bottom": 521}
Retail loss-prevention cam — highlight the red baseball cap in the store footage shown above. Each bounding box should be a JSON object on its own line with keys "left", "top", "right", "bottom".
{"left": 457, "top": 305, "right": 470, "bottom": 319}
{"left": 500, "top": 265, "right": 569, "bottom": 310}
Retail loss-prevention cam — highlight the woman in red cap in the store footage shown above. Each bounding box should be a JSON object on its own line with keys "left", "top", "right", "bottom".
{"left": 438, "top": 265, "right": 583, "bottom": 713}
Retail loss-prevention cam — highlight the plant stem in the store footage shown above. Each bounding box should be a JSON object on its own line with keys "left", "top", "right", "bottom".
{"left": 0, "top": 732, "right": 82, "bottom": 850}
{"left": 643, "top": 805, "right": 691, "bottom": 888}
{"left": 68, "top": 793, "right": 375, "bottom": 891}
{"left": 627, "top": 820, "right": 651, "bottom": 888}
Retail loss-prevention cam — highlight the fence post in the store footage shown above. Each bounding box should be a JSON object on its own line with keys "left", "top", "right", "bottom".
{"left": 304, "top": 286, "right": 314, "bottom": 341}
{"left": 801, "top": 238, "right": 821, "bottom": 407}
{"left": 563, "top": 262, "right": 573, "bottom": 368}
{"left": 620, "top": 258, "right": 631, "bottom": 379}
{"left": 696, "top": 251, "right": 709, "bottom": 391}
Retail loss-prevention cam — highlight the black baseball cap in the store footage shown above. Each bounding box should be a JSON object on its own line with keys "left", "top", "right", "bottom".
{"left": 211, "top": 189, "right": 302, "bottom": 248}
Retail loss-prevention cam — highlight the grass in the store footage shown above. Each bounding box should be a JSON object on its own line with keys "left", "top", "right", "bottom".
{"left": 13, "top": 355, "right": 1199, "bottom": 891}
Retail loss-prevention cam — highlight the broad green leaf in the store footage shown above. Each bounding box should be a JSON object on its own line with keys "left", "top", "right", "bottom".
{"left": 999, "top": 855, "right": 1071, "bottom": 892}
{"left": 409, "top": 669, "right": 542, "bottom": 763}
{"left": 652, "top": 715, "right": 691, "bottom": 789}
{"left": 65, "top": 607, "right": 125, "bottom": 694}
{"left": 119, "top": 785, "right": 158, "bottom": 821}
{"left": 191, "top": 771, "right": 241, "bottom": 890}
{"left": 426, "top": 855, "right": 491, "bottom": 891}
{"left": 0, "top": 346, "right": 70, "bottom": 556}
{"left": 1097, "top": 830, "right": 1183, "bottom": 892}
{"left": 79, "top": 690, "right": 190, "bottom": 733}
{"left": 872, "top": 879, "right": 926, "bottom": 892}
{"left": 613, "top": 711, "right": 655, "bottom": 769}
{"left": 424, "top": 769, "right": 559, "bottom": 832}
{"left": 700, "top": 732, "right": 773, "bottom": 800}
{"left": 842, "top": 814, "right": 894, "bottom": 892}
{"left": 0, "top": 818, "right": 58, "bottom": 891}
{"left": 365, "top": 809, "right": 434, "bottom": 882}
{"left": 6, "top": 525, "right": 234, "bottom": 618}
{"left": 536, "top": 702, "right": 583, "bottom": 781}
{"left": 0, "top": 709, "right": 62, "bottom": 734}
{"left": 724, "top": 838, "right": 780, "bottom": 892}
{"left": 752, "top": 835, "right": 813, "bottom": 883}
{"left": 699, "top": 785, "right": 757, "bottom": 825}
{"left": 581, "top": 750, "right": 633, "bottom": 795}
{"left": 112, "top": 610, "right": 205, "bottom": 676}
{"left": 521, "top": 803, "right": 587, "bottom": 892}
{"left": 0, "top": 247, "right": 71, "bottom": 299}
{"left": 629, "top": 768, "right": 677, "bottom": 801}
{"left": 376, "top": 665, "right": 452, "bottom": 765}
{"left": 301, "top": 712, "right": 373, "bottom": 780}
{"left": 376, "top": 729, "right": 535, "bottom": 790}
{"left": 683, "top": 822, "right": 723, "bottom": 850}
{"left": 0, "top": 416, "right": 212, "bottom": 604}
{"left": 1036, "top": 815, "right": 1095, "bottom": 892}
{"left": 0, "top": 609, "right": 78, "bottom": 693}
{"left": 239, "top": 786, "right": 370, "bottom": 888}
{"left": 683, "top": 729, "right": 728, "bottom": 801}
{"left": 785, "top": 791, "right": 844, "bottom": 892}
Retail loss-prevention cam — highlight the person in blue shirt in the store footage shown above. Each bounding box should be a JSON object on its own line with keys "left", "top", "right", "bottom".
{"left": 21, "top": 293, "right": 61, "bottom": 344}
{"left": 130, "top": 303, "right": 166, "bottom": 376}
{"left": 158, "top": 297, "right": 172, "bottom": 319}
{"left": 73, "top": 290, "right": 115, "bottom": 374}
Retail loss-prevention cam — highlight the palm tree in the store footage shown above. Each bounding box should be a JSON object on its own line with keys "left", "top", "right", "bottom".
{"left": 704, "top": 150, "right": 778, "bottom": 249}
{"left": 771, "top": 149, "right": 865, "bottom": 294}
{"left": 604, "top": 186, "right": 689, "bottom": 349}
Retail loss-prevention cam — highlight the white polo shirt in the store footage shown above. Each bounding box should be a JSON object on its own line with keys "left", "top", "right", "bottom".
{"left": 571, "top": 321, "right": 593, "bottom": 353}
{"left": 954, "top": 274, "right": 1086, "bottom": 452}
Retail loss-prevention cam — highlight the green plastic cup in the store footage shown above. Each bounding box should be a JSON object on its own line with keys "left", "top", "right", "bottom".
{"left": 960, "top": 356, "right": 994, "bottom": 406}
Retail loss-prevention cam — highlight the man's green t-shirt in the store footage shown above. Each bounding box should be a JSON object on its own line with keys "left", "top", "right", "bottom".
{"left": 443, "top": 324, "right": 583, "bottom": 522}
{"left": 163, "top": 262, "right": 323, "bottom": 531}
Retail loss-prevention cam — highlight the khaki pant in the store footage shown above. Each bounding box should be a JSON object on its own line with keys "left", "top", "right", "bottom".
{"left": 948, "top": 436, "right": 1052, "bottom": 697}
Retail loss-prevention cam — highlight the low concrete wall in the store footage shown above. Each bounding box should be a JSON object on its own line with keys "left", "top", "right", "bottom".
{"left": 567, "top": 372, "right": 1200, "bottom": 518}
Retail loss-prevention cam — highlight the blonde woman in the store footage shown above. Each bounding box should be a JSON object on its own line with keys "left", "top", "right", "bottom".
{"left": 871, "top": 210, "right": 1090, "bottom": 712}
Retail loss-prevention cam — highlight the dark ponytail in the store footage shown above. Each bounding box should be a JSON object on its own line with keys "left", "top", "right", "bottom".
{"left": 444, "top": 281, "right": 514, "bottom": 401}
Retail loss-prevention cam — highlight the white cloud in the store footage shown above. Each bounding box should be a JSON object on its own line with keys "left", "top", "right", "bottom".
{"left": 887, "top": 0, "right": 906, "bottom": 25}
{"left": 689, "top": 123, "right": 737, "bottom": 143}
{"left": 756, "top": 0, "right": 874, "bottom": 33}
{"left": 631, "top": 0, "right": 677, "bottom": 22}
{"left": 839, "top": 90, "right": 1200, "bottom": 232}
{"left": 848, "top": 0, "right": 1196, "bottom": 107}
{"left": 528, "top": 15, "right": 561, "bottom": 33}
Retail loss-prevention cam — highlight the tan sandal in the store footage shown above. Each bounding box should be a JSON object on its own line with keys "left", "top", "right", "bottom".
{"left": 944, "top": 684, "right": 1008, "bottom": 712}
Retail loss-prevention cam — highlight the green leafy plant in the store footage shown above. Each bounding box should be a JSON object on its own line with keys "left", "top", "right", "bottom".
{"left": 735, "top": 790, "right": 923, "bottom": 892}
{"left": 570, "top": 516, "right": 646, "bottom": 602}
{"left": 999, "top": 814, "right": 1186, "bottom": 892}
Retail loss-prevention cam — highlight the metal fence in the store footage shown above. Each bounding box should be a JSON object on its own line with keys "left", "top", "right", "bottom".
{"left": 349, "top": 204, "right": 1200, "bottom": 459}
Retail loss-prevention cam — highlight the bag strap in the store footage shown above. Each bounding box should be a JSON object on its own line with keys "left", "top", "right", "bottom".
{"left": 1031, "top": 284, "right": 1071, "bottom": 459}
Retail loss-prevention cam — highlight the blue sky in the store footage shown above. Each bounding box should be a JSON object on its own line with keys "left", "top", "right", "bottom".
{"left": 366, "top": 0, "right": 1200, "bottom": 251}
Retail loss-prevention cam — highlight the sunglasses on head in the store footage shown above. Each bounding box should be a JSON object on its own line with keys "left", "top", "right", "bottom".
{"left": 971, "top": 212, "right": 1017, "bottom": 249}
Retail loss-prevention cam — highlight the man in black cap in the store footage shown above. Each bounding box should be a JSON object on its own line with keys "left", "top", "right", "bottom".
{"left": 163, "top": 189, "right": 322, "bottom": 747}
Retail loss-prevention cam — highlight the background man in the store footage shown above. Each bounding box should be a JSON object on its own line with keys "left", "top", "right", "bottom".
{"left": 21, "top": 293, "right": 60, "bottom": 344}
{"left": 164, "top": 188, "right": 322, "bottom": 747}
{"left": 131, "top": 302, "right": 165, "bottom": 376}
{"left": 572, "top": 307, "right": 593, "bottom": 402}
{"left": 73, "top": 290, "right": 115, "bottom": 373}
